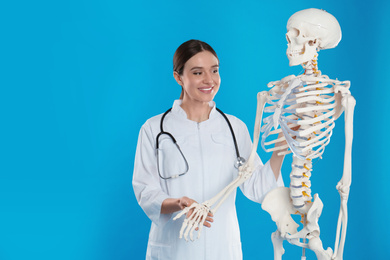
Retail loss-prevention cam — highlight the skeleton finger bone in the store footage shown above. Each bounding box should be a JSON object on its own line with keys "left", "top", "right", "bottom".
{"left": 178, "top": 218, "right": 189, "bottom": 240}
{"left": 173, "top": 202, "right": 197, "bottom": 221}
{"left": 173, "top": 202, "right": 198, "bottom": 239}
{"left": 196, "top": 208, "right": 210, "bottom": 240}
{"left": 186, "top": 206, "right": 203, "bottom": 241}
{"left": 173, "top": 202, "right": 213, "bottom": 241}
{"left": 184, "top": 203, "right": 205, "bottom": 241}
{"left": 187, "top": 205, "right": 204, "bottom": 241}
{"left": 197, "top": 207, "right": 210, "bottom": 239}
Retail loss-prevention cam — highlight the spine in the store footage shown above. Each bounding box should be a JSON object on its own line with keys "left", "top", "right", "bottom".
{"left": 290, "top": 155, "right": 313, "bottom": 214}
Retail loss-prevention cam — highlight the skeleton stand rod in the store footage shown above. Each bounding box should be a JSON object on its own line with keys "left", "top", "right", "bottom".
{"left": 302, "top": 214, "right": 307, "bottom": 260}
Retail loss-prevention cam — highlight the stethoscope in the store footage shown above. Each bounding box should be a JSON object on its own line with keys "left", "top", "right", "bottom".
{"left": 156, "top": 107, "right": 246, "bottom": 180}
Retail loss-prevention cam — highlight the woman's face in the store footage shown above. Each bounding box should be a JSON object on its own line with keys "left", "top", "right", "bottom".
{"left": 175, "top": 51, "right": 220, "bottom": 104}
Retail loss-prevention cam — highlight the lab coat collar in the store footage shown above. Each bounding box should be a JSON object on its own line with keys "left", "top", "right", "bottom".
{"left": 171, "top": 99, "right": 218, "bottom": 120}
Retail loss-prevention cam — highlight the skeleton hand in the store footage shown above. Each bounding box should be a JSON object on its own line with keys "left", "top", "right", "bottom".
{"left": 173, "top": 200, "right": 213, "bottom": 241}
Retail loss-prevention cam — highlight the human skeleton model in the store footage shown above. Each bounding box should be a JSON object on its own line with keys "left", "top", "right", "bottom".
{"left": 259, "top": 9, "right": 355, "bottom": 260}
{"left": 173, "top": 8, "right": 355, "bottom": 260}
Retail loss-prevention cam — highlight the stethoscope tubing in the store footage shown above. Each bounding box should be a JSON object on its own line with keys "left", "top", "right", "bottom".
{"left": 156, "top": 107, "right": 245, "bottom": 179}
{"left": 215, "top": 107, "right": 241, "bottom": 160}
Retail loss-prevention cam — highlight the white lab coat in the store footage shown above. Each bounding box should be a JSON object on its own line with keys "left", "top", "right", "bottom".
{"left": 133, "top": 100, "right": 284, "bottom": 260}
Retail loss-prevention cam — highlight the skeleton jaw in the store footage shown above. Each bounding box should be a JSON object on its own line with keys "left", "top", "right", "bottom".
{"left": 287, "top": 42, "right": 318, "bottom": 66}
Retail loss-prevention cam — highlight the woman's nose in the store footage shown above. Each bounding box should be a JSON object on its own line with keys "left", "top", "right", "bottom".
{"left": 203, "top": 72, "right": 214, "bottom": 84}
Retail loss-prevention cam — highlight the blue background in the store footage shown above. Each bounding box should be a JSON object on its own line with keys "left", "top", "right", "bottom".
{"left": 1, "top": 0, "right": 389, "bottom": 259}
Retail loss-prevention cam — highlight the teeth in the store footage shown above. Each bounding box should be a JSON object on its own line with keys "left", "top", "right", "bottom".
{"left": 291, "top": 49, "right": 304, "bottom": 53}
{"left": 290, "top": 53, "right": 301, "bottom": 57}
{"left": 201, "top": 87, "right": 212, "bottom": 91}
{"left": 289, "top": 49, "right": 304, "bottom": 57}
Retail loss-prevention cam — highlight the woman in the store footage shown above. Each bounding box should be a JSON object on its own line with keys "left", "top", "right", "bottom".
{"left": 133, "top": 39, "right": 285, "bottom": 260}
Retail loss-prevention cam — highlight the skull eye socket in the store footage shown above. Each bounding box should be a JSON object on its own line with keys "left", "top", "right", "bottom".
{"left": 286, "top": 28, "right": 300, "bottom": 43}
{"left": 290, "top": 28, "right": 300, "bottom": 37}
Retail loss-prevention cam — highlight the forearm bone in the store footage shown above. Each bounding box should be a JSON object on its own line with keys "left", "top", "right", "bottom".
{"left": 173, "top": 91, "right": 268, "bottom": 241}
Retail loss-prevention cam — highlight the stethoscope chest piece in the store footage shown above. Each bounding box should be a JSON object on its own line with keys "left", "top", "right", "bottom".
{"left": 235, "top": 156, "right": 246, "bottom": 169}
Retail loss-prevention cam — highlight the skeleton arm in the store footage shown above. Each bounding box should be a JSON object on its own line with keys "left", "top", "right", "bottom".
{"left": 173, "top": 91, "right": 269, "bottom": 241}
{"left": 207, "top": 91, "right": 272, "bottom": 213}
{"left": 332, "top": 93, "right": 356, "bottom": 259}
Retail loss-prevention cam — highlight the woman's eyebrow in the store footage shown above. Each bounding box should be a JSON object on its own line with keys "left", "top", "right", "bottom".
{"left": 190, "top": 66, "right": 203, "bottom": 71}
{"left": 190, "top": 65, "right": 219, "bottom": 71}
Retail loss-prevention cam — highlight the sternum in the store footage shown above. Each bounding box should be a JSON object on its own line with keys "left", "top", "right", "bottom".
{"left": 290, "top": 155, "right": 313, "bottom": 214}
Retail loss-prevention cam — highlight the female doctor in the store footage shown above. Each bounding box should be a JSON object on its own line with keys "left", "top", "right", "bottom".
{"left": 133, "top": 39, "right": 285, "bottom": 260}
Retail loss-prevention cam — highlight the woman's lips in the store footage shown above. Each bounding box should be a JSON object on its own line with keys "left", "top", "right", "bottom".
{"left": 198, "top": 86, "right": 214, "bottom": 94}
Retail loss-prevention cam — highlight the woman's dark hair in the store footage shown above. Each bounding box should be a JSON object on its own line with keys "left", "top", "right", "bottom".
{"left": 173, "top": 39, "right": 219, "bottom": 75}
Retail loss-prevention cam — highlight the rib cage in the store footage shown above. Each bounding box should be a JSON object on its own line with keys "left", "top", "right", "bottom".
{"left": 261, "top": 74, "right": 350, "bottom": 211}
{"left": 261, "top": 76, "right": 343, "bottom": 160}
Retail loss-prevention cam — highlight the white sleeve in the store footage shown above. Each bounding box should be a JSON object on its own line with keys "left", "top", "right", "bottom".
{"left": 236, "top": 119, "right": 284, "bottom": 204}
{"left": 240, "top": 159, "right": 284, "bottom": 204}
{"left": 132, "top": 122, "right": 171, "bottom": 226}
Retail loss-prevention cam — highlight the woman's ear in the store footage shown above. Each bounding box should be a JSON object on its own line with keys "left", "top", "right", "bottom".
{"left": 173, "top": 71, "right": 183, "bottom": 86}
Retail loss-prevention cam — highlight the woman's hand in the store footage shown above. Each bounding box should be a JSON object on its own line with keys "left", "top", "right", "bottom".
{"left": 162, "top": 196, "right": 213, "bottom": 229}
{"left": 179, "top": 196, "right": 214, "bottom": 229}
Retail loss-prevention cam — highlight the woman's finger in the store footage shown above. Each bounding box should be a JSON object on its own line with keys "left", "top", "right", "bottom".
{"left": 205, "top": 217, "right": 213, "bottom": 223}
{"left": 202, "top": 222, "right": 211, "bottom": 228}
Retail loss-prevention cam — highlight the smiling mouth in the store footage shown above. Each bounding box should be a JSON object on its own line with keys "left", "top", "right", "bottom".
{"left": 199, "top": 86, "right": 214, "bottom": 95}
{"left": 199, "top": 87, "right": 213, "bottom": 91}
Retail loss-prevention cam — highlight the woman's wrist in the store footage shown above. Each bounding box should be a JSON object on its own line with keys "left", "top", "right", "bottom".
{"left": 161, "top": 196, "right": 194, "bottom": 214}
{"left": 161, "top": 198, "right": 181, "bottom": 214}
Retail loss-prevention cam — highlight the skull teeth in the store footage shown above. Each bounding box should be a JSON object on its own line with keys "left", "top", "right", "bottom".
{"left": 288, "top": 49, "right": 304, "bottom": 57}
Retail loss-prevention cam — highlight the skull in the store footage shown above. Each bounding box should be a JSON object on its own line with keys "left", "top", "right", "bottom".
{"left": 286, "top": 8, "right": 342, "bottom": 66}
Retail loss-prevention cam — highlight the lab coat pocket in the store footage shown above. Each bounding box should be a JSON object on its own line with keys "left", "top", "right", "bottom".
{"left": 211, "top": 133, "right": 236, "bottom": 150}
{"left": 147, "top": 242, "right": 172, "bottom": 260}
{"left": 211, "top": 133, "right": 237, "bottom": 164}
